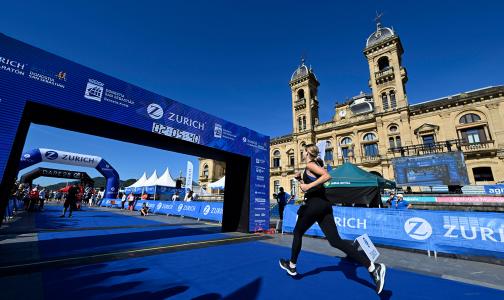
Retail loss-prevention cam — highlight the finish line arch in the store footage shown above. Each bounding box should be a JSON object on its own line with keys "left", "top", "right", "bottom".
{"left": 19, "top": 149, "right": 118, "bottom": 198}
{"left": 0, "top": 33, "right": 269, "bottom": 232}
{"left": 20, "top": 166, "right": 94, "bottom": 187}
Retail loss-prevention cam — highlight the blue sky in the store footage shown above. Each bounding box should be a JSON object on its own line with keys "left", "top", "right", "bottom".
{"left": 3, "top": 1, "right": 503, "bottom": 185}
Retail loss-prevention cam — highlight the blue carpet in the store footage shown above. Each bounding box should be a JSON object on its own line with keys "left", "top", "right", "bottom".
{"left": 35, "top": 205, "right": 163, "bottom": 230}
{"left": 33, "top": 206, "right": 225, "bottom": 260}
{"left": 41, "top": 241, "right": 504, "bottom": 300}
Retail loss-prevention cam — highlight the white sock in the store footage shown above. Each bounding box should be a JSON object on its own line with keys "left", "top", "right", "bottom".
{"left": 289, "top": 261, "right": 296, "bottom": 268}
{"left": 368, "top": 263, "right": 375, "bottom": 272}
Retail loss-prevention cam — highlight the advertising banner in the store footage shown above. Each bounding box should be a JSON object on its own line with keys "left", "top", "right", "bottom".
{"left": 282, "top": 205, "right": 504, "bottom": 258}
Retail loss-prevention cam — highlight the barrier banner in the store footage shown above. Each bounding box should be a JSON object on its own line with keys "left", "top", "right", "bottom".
{"left": 381, "top": 196, "right": 436, "bottom": 203}
{"left": 282, "top": 205, "right": 504, "bottom": 258}
{"left": 198, "top": 202, "right": 224, "bottom": 222}
{"left": 174, "top": 202, "right": 202, "bottom": 218}
{"left": 484, "top": 185, "right": 504, "bottom": 195}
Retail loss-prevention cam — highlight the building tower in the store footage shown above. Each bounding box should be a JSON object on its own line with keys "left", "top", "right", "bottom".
{"left": 364, "top": 15, "right": 408, "bottom": 112}
{"left": 289, "top": 58, "right": 320, "bottom": 133}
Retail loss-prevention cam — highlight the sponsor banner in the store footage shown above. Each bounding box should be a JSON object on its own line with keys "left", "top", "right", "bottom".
{"left": 282, "top": 205, "right": 504, "bottom": 258}
{"left": 124, "top": 187, "right": 132, "bottom": 194}
{"left": 185, "top": 161, "right": 193, "bottom": 190}
{"left": 436, "top": 196, "right": 504, "bottom": 203}
{"left": 175, "top": 202, "right": 202, "bottom": 218}
{"left": 484, "top": 185, "right": 504, "bottom": 195}
{"left": 381, "top": 196, "right": 436, "bottom": 203}
{"left": 39, "top": 148, "right": 101, "bottom": 168}
{"left": 199, "top": 202, "right": 224, "bottom": 222}
{"left": 145, "top": 186, "right": 156, "bottom": 194}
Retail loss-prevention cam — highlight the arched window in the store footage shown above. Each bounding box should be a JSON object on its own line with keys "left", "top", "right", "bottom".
{"left": 459, "top": 113, "right": 481, "bottom": 124}
{"left": 389, "top": 125, "right": 398, "bottom": 133}
{"left": 341, "top": 137, "right": 352, "bottom": 145}
{"left": 272, "top": 150, "right": 281, "bottom": 168}
{"left": 378, "top": 56, "right": 390, "bottom": 71}
{"left": 389, "top": 90, "right": 396, "bottom": 109}
{"left": 382, "top": 93, "right": 389, "bottom": 110}
{"left": 324, "top": 140, "right": 333, "bottom": 162}
{"left": 297, "top": 89, "right": 305, "bottom": 100}
{"left": 389, "top": 137, "right": 395, "bottom": 149}
{"left": 363, "top": 133, "right": 377, "bottom": 141}
{"left": 203, "top": 164, "right": 209, "bottom": 178}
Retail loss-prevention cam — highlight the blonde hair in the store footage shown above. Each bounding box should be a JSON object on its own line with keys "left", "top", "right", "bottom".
{"left": 304, "top": 144, "right": 323, "bottom": 166}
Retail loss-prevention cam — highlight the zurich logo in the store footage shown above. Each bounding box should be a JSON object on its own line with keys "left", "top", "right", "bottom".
{"left": 177, "top": 204, "right": 184, "bottom": 212}
{"left": 242, "top": 137, "right": 247, "bottom": 143}
{"left": 404, "top": 217, "right": 433, "bottom": 240}
{"left": 147, "top": 103, "right": 164, "bottom": 119}
{"left": 45, "top": 151, "right": 58, "bottom": 160}
{"left": 23, "top": 154, "right": 31, "bottom": 159}
{"left": 203, "top": 205, "right": 211, "bottom": 215}
{"left": 156, "top": 203, "right": 162, "bottom": 210}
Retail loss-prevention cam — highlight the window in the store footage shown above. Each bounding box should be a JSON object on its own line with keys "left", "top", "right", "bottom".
{"left": 364, "top": 143, "right": 379, "bottom": 157}
{"left": 290, "top": 179, "right": 297, "bottom": 196}
{"left": 203, "top": 164, "right": 209, "bottom": 178}
{"left": 382, "top": 93, "right": 389, "bottom": 110}
{"left": 289, "top": 155, "right": 295, "bottom": 166}
{"left": 422, "top": 135, "right": 435, "bottom": 147}
{"left": 341, "top": 137, "right": 352, "bottom": 145}
{"left": 273, "top": 150, "right": 281, "bottom": 168}
{"left": 325, "top": 149, "right": 333, "bottom": 161}
{"left": 377, "top": 56, "right": 390, "bottom": 70}
{"left": 459, "top": 113, "right": 481, "bottom": 124}
{"left": 297, "top": 89, "right": 305, "bottom": 100}
{"left": 473, "top": 167, "right": 494, "bottom": 182}
{"left": 395, "top": 136, "right": 401, "bottom": 147}
{"left": 389, "top": 137, "right": 395, "bottom": 149}
{"left": 363, "top": 133, "right": 376, "bottom": 141}
{"left": 461, "top": 127, "right": 486, "bottom": 144}
{"left": 274, "top": 180, "right": 280, "bottom": 194}
{"left": 302, "top": 116, "right": 307, "bottom": 130}
{"left": 389, "top": 90, "right": 396, "bottom": 109}
{"left": 389, "top": 125, "right": 398, "bottom": 133}
{"left": 342, "top": 147, "right": 349, "bottom": 158}
{"left": 298, "top": 117, "right": 302, "bottom": 131}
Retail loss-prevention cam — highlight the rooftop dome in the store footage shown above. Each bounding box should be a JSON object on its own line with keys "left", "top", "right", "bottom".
{"left": 291, "top": 58, "right": 316, "bottom": 81}
{"left": 366, "top": 20, "right": 396, "bottom": 48}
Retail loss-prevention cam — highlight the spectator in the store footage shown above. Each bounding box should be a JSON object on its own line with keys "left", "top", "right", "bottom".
{"left": 127, "top": 192, "right": 135, "bottom": 210}
{"left": 38, "top": 188, "right": 46, "bottom": 211}
{"left": 140, "top": 202, "right": 149, "bottom": 216}
{"left": 184, "top": 190, "right": 194, "bottom": 202}
{"left": 389, "top": 194, "right": 411, "bottom": 209}
{"left": 276, "top": 187, "right": 293, "bottom": 221}
{"left": 385, "top": 191, "right": 396, "bottom": 208}
{"left": 121, "top": 192, "right": 127, "bottom": 209}
{"left": 172, "top": 191, "right": 180, "bottom": 201}
{"left": 141, "top": 193, "right": 148, "bottom": 200}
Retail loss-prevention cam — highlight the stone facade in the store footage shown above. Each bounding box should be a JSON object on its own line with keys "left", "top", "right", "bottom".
{"left": 201, "top": 20, "right": 504, "bottom": 197}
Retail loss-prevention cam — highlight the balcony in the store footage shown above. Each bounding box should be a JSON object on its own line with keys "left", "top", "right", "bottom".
{"left": 375, "top": 67, "right": 394, "bottom": 84}
{"left": 294, "top": 98, "right": 306, "bottom": 110}
{"left": 360, "top": 155, "right": 381, "bottom": 166}
{"left": 389, "top": 139, "right": 496, "bottom": 157}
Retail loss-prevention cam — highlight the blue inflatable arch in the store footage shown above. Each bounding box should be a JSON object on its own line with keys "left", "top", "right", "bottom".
{"left": 19, "top": 148, "right": 119, "bottom": 198}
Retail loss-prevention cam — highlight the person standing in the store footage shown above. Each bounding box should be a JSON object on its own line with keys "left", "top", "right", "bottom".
{"left": 276, "top": 187, "right": 293, "bottom": 220}
{"left": 121, "top": 193, "right": 127, "bottom": 209}
{"left": 38, "top": 188, "right": 46, "bottom": 211}
{"left": 60, "top": 185, "right": 78, "bottom": 218}
{"left": 184, "top": 190, "right": 194, "bottom": 202}
{"left": 389, "top": 194, "right": 411, "bottom": 209}
{"left": 278, "top": 144, "right": 386, "bottom": 294}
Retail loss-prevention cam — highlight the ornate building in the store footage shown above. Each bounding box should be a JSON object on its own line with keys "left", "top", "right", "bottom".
{"left": 201, "top": 19, "right": 504, "bottom": 196}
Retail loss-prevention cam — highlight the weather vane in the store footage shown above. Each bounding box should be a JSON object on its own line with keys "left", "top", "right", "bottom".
{"left": 374, "top": 11, "right": 383, "bottom": 28}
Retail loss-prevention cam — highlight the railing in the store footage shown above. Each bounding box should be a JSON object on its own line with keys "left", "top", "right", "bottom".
{"left": 389, "top": 139, "right": 496, "bottom": 156}
{"left": 294, "top": 98, "right": 306, "bottom": 108}
{"left": 361, "top": 155, "right": 381, "bottom": 163}
{"left": 375, "top": 67, "right": 394, "bottom": 80}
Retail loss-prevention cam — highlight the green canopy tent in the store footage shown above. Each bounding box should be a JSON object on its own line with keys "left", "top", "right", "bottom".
{"left": 324, "top": 163, "right": 396, "bottom": 207}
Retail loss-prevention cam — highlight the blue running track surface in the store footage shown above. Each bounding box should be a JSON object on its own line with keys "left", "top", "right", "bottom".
{"left": 40, "top": 241, "right": 504, "bottom": 300}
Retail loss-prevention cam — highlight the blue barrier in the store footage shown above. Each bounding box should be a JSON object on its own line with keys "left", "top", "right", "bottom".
{"left": 115, "top": 200, "right": 224, "bottom": 222}
{"left": 282, "top": 205, "right": 504, "bottom": 258}
{"left": 381, "top": 196, "right": 436, "bottom": 203}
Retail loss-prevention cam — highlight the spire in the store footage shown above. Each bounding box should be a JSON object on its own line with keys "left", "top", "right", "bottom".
{"left": 374, "top": 11, "right": 383, "bottom": 31}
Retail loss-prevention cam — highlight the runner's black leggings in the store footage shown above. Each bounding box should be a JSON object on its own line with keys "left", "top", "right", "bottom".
{"left": 290, "top": 197, "right": 371, "bottom": 267}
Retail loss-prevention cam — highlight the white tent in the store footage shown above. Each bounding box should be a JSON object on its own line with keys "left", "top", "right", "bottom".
{"left": 143, "top": 170, "right": 158, "bottom": 187}
{"left": 128, "top": 172, "right": 147, "bottom": 188}
{"left": 209, "top": 176, "right": 225, "bottom": 190}
{"left": 155, "top": 167, "right": 176, "bottom": 187}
